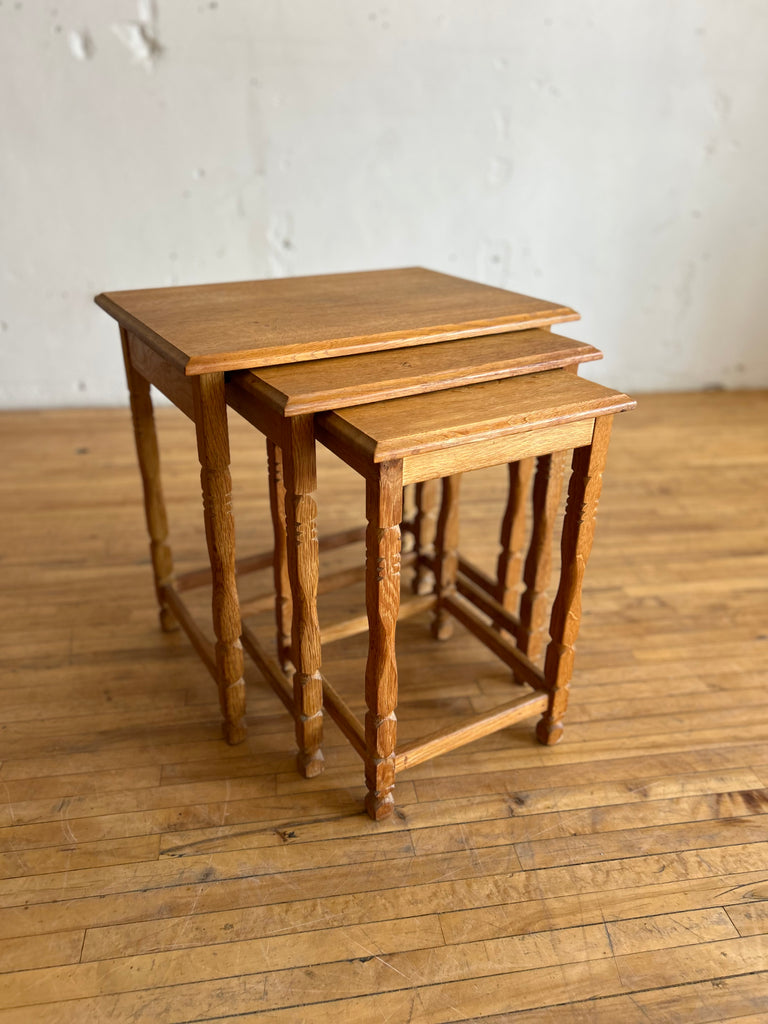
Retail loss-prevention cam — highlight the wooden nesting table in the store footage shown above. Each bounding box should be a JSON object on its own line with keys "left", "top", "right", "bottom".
{"left": 96, "top": 267, "right": 627, "bottom": 818}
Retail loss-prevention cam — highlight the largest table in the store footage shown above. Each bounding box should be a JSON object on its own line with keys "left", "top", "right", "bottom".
{"left": 96, "top": 267, "right": 584, "bottom": 753}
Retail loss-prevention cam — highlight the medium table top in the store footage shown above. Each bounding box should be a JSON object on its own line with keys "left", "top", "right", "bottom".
{"left": 234, "top": 329, "right": 599, "bottom": 416}
{"left": 96, "top": 267, "right": 578, "bottom": 375}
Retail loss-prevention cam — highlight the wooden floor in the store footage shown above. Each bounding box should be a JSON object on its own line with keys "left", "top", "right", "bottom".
{"left": 1, "top": 390, "right": 767, "bottom": 1023}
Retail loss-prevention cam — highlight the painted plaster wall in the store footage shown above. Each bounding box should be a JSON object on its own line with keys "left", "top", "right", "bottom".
{"left": 2, "top": 0, "right": 767, "bottom": 407}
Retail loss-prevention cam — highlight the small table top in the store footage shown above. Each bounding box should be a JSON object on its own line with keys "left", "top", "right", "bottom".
{"left": 317, "top": 370, "right": 635, "bottom": 463}
{"left": 96, "top": 267, "right": 578, "bottom": 376}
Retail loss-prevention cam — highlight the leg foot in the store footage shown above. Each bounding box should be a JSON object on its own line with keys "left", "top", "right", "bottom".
{"left": 294, "top": 668, "right": 325, "bottom": 777}
{"left": 159, "top": 607, "right": 180, "bottom": 633}
{"left": 536, "top": 716, "right": 564, "bottom": 746}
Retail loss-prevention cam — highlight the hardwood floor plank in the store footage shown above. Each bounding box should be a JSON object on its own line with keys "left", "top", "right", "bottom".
{"left": 473, "top": 972, "right": 768, "bottom": 1023}
{"left": 605, "top": 908, "right": 740, "bottom": 954}
{"left": 514, "top": 812, "right": 768, "bottom": 870}
{"left": 0, "top": 834, "right": 161, "bottom": 880}
{"left": 725, "top": 901, "right": 768, "bottom": 938}
{"left": 78, "top": 866, "right": 768, "bottom": 962}
{"left": 0, "top": 931, "right": 84, "bottom": 974}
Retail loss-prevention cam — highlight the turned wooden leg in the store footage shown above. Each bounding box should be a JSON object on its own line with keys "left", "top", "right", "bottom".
{"left": 518, "top": 451, "right": 568, "bottom": 664}
{"left": 412, "top": 478, "right": 441, "bottom": 595}
{"left": 119, "top": 329, "right": 177, "bottom": 634}
{"left": 431, "top": 474, "right": 462, "bottom": 641}
{"left": 282, "top": 415, "right": 324, "bottom": 778}
{"left": 364, "top": 461, "right": 404, "bottom": 820}
{"left": 192, "top": 373, "right": 247, "bottom": 746}
{"left": 401, "top": 483, "right": 416, "bottom": 555}
{"left": 495, "top": 459, "right": 535, "bottom": 614}
{"left": 538, "top": 417, "right": 614, "bottom": 745}
{"left": 266, "top": 439, "right": 293, "bottom": 673}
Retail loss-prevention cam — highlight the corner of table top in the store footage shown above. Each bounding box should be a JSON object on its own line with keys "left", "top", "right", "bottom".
{"left": 94, "top": 291, "right": 191, "bottom": 375}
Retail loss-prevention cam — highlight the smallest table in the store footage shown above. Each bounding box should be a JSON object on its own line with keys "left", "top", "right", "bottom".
{"left": 319, "top": 371, "right": 635, "bottom": 817}
{"left": 233, "top": 368, "right": 635, "bottom": 818}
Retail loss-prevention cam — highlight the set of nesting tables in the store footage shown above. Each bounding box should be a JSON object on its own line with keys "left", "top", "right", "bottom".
{"left": 97, "top": 268, "right": 634, "bottom": 819}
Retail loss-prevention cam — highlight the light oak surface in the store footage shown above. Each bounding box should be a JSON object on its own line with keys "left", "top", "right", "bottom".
{"left": 95, "top": 267, "right": 578, "bottom": 375}
{"left": 316, "top": 369, "right": 634, "bottom": 463}
{"left": 1, "top": 391, "right": 767, "bottom": 1020}
{"left": 237, "top": 329, "right": 600, "bottom": 416}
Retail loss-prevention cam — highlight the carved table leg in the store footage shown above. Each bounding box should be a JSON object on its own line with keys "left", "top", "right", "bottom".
{"left": 192, "top": 373, "right": 247, "bottom": 746}
{"left": 120, "top": 329, "right": 177, "bottom": 634}
{"left": 495, "top": 459, "right": 534, "bottom": 615}
{"left": 401, "top": 483, "right": 416, "bottom": 554}
{"left": 364, "top": 461, "right": 404, "bottom": 820}
{"left": 282, "top": 415, "right": 324, "bottom": 778}
{"left": 267, "top": 439, "right": 293, "bottom": 673}
{"left": 538, "top": 417, "right": 614, "bottom": 745}
{"left": 412, "top": 478, "right": 441, "bottom": 595}
{"left": 431, "top": 474, "right": 462, "bottom": 641}
{"left": 518, "top": 450, "right": 567, "bottom": 665}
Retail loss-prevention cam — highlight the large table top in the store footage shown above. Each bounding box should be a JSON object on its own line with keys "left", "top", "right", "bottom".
{"left": 96, "top": 267, "right": 578, "bottom": 375}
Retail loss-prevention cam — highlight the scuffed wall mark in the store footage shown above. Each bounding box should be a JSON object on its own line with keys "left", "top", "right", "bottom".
{"left": 477, "top": 237, "right": 512, "bottom": 287}
{"left": 112, "top": 0, "right": 163, "bottom": 71}
{"left": 714, "top": 90, "right": 732, "bottom": 120}
{"left": 68, "top": 29, "right": 94, "bottom": 61}
{"left": 137, "top": 0, "right": 158, "bottom": 28}
{"left": 487, "top": 156, "right": 514, "bottom": 187}
{"left": 266, "top": 213, "right": 295, "bottom": 277}
{"left": 112, "top": 22, "right": 162, "bottom": 69}
{"left": 494, "top": 107, "right": 512, "bottom": 144}
{"left": 675, "top": 260, "right": 697, "bottom": 322}
{"left": 532, "top": 76, "right": 561, "bottom": 98}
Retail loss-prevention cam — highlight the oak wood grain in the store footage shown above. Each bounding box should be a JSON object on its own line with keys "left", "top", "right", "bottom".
{"left": 431, "top": 474, "right": 462, "bottom": 641}
{"left": 517, "top": 450, "right": 568, "bottom": 665}
{"left": 317, "top": 369, "right": 634, "bottom": 463}
{"left": 495, "top": 458, "right": 535, "bottom": 615}
{"left": 96, "top": 267, "right": 579, "bottom": 375}
{"left": 411, "top": 478, "right": 441, "bottom": 595}
{"left": 239, "top": 328, "right": 599, "bottom": 414}
{"left": 363, "top": 461, "right": 404, "bottom": 819}
{"left": 120, "top": 328, "right": 178, "bottom": 634}
{"left": 539, "top": 415, "right": 614, "bottom": 745}
{"left": 266, "top": 439, "right": 292, "bottom": 672}
{"left": 191, "top": 373, "right": 247, "bottom": 746}
{"left": 281, "top": 414, "right": 324, "bottom": 777}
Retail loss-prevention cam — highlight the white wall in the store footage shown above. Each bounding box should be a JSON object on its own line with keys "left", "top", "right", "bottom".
{"left": 2, "top": 0, "right": 767, "bottom": 407}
